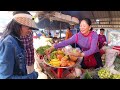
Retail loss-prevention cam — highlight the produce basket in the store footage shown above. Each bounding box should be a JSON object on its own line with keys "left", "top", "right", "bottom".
{"left": 43, "top": 55, "right": 83, "bottom": 79}
{"left": 43, "top": 55, "right": 82, "bottom": 69}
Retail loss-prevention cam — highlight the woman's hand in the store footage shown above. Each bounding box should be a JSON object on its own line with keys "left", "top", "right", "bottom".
{"left": 45, "top": 45, "right": 55, "bottom": 55}
{"left": 104, "top": 42, "right": 107, "bottom": 45}
{"left": 69, "top": 51, "right": 84, "bottom": 57}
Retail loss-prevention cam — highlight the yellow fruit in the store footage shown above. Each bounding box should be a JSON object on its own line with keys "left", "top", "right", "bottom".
{"left": 57, "top": 50, "right": 64, "bottom": 54}
{"left": 51, "top": 59, "right": 59, "bottom": 62}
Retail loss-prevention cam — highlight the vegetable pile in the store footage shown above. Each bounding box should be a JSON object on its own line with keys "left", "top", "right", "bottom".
{"left": 98, "top": 67, "right": 120, "bottom": 79}
{"left": 98, "top": 68, "right": 111, "bottom": 79}
{"left": 36, "top": 45, "right": 51, "bottom": 55}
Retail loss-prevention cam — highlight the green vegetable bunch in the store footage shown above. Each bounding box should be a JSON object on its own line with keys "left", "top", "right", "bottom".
{"left": 83, "top": 70, "right": 92, "bottom": 79}
{"left": 98, "top": 68, "right": 111, "bottom": 79}
{"left": 50, "top": 51, "right": 57, "bottom": 59}
{"left": 111, "top": 74, "right": 120, "bottom": 79}
{"left": 36, "top": 45, "right": 51, "bottom": 55}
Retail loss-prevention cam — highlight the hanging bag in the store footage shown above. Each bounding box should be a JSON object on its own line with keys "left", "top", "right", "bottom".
{"left": 75, "top": 32, "right": 97, "bottom": 68}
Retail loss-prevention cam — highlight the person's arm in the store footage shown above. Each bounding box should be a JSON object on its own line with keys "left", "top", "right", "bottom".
{"left": 45, "top": 35, "right": 76, "bottom": 55}
{"left": 103, "top": 35, "right": 108, "bottom": 45}
{"left": 0, "top": 41, "right": 38, "bottom": 79}
{"left": 54, "top": 34, "right": 76, "bottom": 49}
{"left": 83, "top": 32, "right": 99, "bottom": 57}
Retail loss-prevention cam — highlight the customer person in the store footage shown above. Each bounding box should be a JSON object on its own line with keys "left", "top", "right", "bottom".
{"left": 45, "top": 18, "right": 103, "bottom": 69}
{"left": 65, "top": 26, "right": 73, "bottom": 40}
{"left": 0, "top": 11, "right": 39, "bottom": 79}
{"left": 12, "top": 11, "right": 36, "bottom": 74}
{"left": 98, "top": 28, "right": 107, "bottom": 49}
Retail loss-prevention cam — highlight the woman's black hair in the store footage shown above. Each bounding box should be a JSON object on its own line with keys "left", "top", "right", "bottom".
{"left": 2, "top": 19, "right": 22, "bottom": 39}
{"left": 2, "top": 11, "right": 32, "bottom": 38}
{"left": 80, "top": 18, "right": 92, "bottom": 31}
{"left": 81, "top": 18, "right": 92, "bottom": 26}
{"left": 1, "top": 11, "right": 32, "bottom": 48}
{"left": 2, "top": 19, "right": 24, "bottom": 48}
{"left": 90, "top": 27, "right": 93, "bottom": 31}
{"left": 67, "top": 26, "right": 71, "bottom": 30}
{"left": 100, "top": 28, "right": 105, "bottom": 31}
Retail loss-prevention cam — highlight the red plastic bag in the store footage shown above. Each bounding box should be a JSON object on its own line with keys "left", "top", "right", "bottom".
{"left": 84, "top": 54, "right": 97, "bottom": 68}
{"left": 112, "top": 46, "right": 120, "bottom": 51}
{"left": 112, "top": 46, "right": 120, "bottom": 56}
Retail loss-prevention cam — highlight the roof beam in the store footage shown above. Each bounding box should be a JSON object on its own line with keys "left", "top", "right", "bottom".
{"left": 92, "top": 20, "right": 120, "bottom": 22}
{"left": 91, "top": 11, "right": 96, "bottom": 23}
{"left": 92, "top": 24, "right": 120, "bottom": 25}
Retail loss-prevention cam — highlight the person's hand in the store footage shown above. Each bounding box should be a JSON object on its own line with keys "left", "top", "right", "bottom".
{"left": 69, "top": 51, "right": 84, "bottom": 57}
{"left": 45, "top": 46, "right": 55, "bottom": 55}
{"left": 104, "top": 42, "right": 107, "bottom": 45}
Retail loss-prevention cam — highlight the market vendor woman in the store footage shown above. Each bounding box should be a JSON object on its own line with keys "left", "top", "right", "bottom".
{"left": 45, "top": 18, "right": 103, "bottom": 69}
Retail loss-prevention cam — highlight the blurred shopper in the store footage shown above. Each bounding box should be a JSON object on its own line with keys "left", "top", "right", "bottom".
{"left": 45, "top": 18, "right": 103, "bottom": 69}
{"left": 48, "top": 32, "right": 52, "bottom": 38}
{"left": 65, "top": 26, "right": 73, "bottom": 40}
{"left": 98, "top": 28, "right": 107, "bottom": 49}
{"left": 0, "top": 11, "right": 39, "bottom": 79}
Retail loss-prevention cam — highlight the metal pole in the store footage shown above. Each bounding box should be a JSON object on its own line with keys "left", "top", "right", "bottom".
{"left": 60, "top": 22, "right": 61, "bottom": 39}
{"left": 59, "top": 11, "right": 62, "bottom": 40}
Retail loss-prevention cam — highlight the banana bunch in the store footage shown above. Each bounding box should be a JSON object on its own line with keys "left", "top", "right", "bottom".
{"left": 98, "top": 68, "right": 111, "bottom": 79}
{"left": 111, "top": 74, "right": 120, "bottom": 79}
{"left": 49, "top": 59, "right": 61, "bottom": 67}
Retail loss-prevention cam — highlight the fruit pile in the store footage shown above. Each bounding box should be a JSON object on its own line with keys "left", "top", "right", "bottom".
{"left": 47, "top": 49, "right": 78, "bottom": 67}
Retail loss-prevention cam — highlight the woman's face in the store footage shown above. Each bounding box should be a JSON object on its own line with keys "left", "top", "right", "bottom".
{"left": 20, "top": 26, "right": 32, "bottom": 36}
{"left": 80, "top": 20, "right": 91, "bottom": 35}
{"left": 100, "top": 30, "right": 104, "bottom": 35}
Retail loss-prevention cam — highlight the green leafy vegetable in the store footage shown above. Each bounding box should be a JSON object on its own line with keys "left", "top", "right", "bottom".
{"left": 36, "top": 45, "right": 51, "bottom": 55}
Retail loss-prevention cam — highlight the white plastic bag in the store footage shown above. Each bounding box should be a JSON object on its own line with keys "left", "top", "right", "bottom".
{"left": 34, "top": 60, "right": 42, "bottom": 73}
{"left": 109, "top": 65, "right": 120, "bottom": 74}
{"left": 104, "top": 48, "right": 119, "bottom": 67}
{"left": 74, "top": 67, "right": 82, "bottom": 77}
{"left": 37, "top": 72, "right": 48, "bottom": 79}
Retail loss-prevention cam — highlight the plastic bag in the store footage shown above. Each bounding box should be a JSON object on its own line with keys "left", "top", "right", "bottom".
{"left": 74, "top": 67, "right": 82, "bottom": 77}
{"left": 37, "top": 72, "right": 48, "bottom": 79}
{"left": 34, "top": 49, "right": 42, "bottom": 73}
{"left": 62, "top": 45, "right": 73, "bottom": 55}
{"left": 109, "top": 65, "right": 120, "bottom": 74}
{"left": 104, "top": 48, "right": 119, "bottom": 67}
{"left": 113, "top": 55, "right": 120, "bottom": 71}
